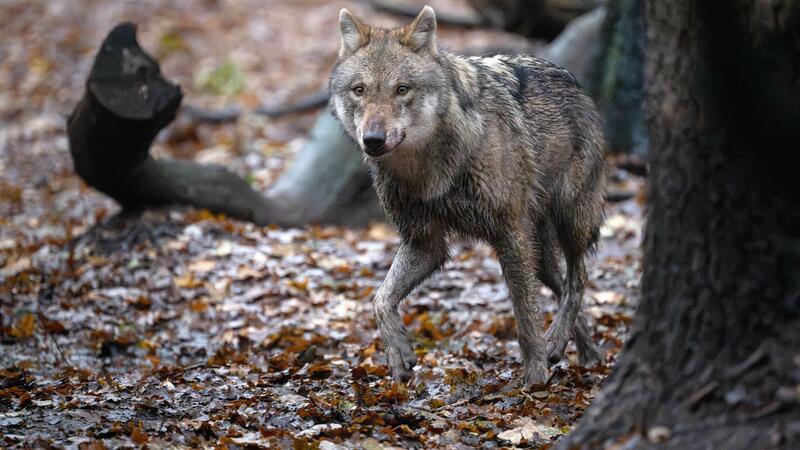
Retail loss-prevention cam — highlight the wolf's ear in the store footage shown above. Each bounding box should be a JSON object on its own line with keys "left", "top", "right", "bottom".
{"left": 402, "top": 5, "right": 437, "bottom": 54}
{"left": 339, "top": 9, "right": 370, "bottom": 57}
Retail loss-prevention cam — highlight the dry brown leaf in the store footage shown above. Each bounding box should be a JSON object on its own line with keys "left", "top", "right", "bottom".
{"left": 130, "top": 423, "right": 149, "bottom": 444}
{"left": 11, "top": 313, "right": 36, "bottom": 339}
{"left": 287, "top": 278, "right": 309, "bottom": 292}
{"left": 188, "top": 259, "right": 216, "bottom": 273}
{"left": 79, "top": 441, "right": 107, "bottom": 450}
{"left": 174, "top": 272, "right": 201, "bottom": 289}
{"left": 497, "top": 418, "right": 563, "bottom": 445}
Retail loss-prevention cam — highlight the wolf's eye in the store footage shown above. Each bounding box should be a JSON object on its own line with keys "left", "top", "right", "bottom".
{"left": 352, "top": 86, "right": 365, "bottom": 96}
{"left": 396, "top": 85, "right": 409, "bottom": 96}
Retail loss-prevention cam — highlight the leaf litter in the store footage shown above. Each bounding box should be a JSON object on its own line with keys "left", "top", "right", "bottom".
{"left": 1, "top": 0, "right": 645, "bottom": 448}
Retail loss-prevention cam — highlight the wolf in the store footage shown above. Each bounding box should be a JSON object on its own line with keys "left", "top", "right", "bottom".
{"left": 329, "top": 5, "right": 607, "bottom": 385}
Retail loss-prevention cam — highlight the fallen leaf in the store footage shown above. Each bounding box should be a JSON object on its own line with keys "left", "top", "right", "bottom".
{"left": 130, "top": 423, "right": 149, "bottom": 444}
{"left": 647, "top": 426, "right": 671, "bottom": 443}
{"left": 497, "top": 418, "right": 563, "bottom": 445}
{"left": 295, "top": 423, "right": 342, "bottom": 438}
{"left": 10, "top": 313, "right": 36, "bottom": 339}
{"left": 188, "top": 259, "right": 216, "bottom": 273}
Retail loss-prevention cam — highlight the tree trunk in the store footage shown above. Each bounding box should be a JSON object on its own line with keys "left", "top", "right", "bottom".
{"left": 560, "top": 1, "right": 800, "bottom": 448}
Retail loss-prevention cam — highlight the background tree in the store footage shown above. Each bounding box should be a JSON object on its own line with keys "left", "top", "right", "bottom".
{"left": 561, "top": 1, "right": 800, "bottom": 448}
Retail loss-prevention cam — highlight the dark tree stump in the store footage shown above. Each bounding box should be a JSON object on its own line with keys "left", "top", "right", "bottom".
{"left": 68, "top": 23, "right": 277, "bottom": 224}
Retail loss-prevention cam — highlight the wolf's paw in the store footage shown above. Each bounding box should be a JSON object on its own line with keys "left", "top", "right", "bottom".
{"left": 522, "top": 360, "right": 549, "bottom": 387}
{"left": 577, "top": 341, "right": 604, "bottom": 367}
{"left": 387, "top": 340, "right": 417, "bottom": 383}
{"left": 543, "top": 327, "right": 570, "bottom": 365}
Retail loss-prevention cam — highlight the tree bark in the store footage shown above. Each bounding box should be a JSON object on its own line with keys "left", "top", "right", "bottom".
{"left": 560, "top": 1, "right": 800, "bottom": 448}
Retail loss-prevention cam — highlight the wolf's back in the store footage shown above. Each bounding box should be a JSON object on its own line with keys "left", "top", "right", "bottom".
{"left": 456, "top": 53, "right": 605, "bottom": 164}
{"left": 438, "top": 52, "right": 605, "bottom": 222}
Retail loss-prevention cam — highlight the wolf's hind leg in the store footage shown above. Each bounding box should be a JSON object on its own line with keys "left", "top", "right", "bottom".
{"left": 536, "top": 221, "right": 601, "bottom": 366}
{"left": 544, "top": 254, "right": 588, "bottom": 365}
{"left": 572, "top": 308, "right": 602, "bottom": 366}
{"left": 374, "top": 237, "right": 448, "bottom": 383}
{"left": 495, "top": 226, "right": 548, "bottom": 386}
{"left": 544, "top": 198, "right": 600, "bottom": 365}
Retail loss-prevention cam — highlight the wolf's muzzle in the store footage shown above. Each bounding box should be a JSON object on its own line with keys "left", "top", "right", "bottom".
{"left": 363, "top": 130, "right": 387, "bottom": 156}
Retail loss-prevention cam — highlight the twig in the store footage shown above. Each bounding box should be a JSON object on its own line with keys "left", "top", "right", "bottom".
{"left": 35, "top": 281, "right": 72, "bottom": 367}
{"left": 181, "top": 89, "right": 330, "bottom": 124}
{"left": 179, "top": 362, "right": 207, "bottom": 372}
{"left": 614, "top": 155, "right": 648, "bottom": 177}
{"left": 398, "top": 405, "right": 450, "bottom": 423}
{"left": 685, "top": 381, "right": 718, "bottom": 408}
{"left": 37, "top": 313, "right": 72, "bottom": 367}
{"left": 50, "top": 333, "right": 71, "bottom": 367}
{"left": 605, "top": 189, "right": 635, "bottom": 203}
{"left": 723, "top": 344, "right": 767, "bottom": 379}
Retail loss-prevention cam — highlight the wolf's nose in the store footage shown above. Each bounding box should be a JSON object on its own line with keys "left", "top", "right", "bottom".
{"left": 362, "top": 131, "right": 386, "bottom": 153}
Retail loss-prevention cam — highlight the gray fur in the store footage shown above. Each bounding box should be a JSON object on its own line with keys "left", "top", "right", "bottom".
{"left": 329, "top": 6, "right": 607, "bottom": 385}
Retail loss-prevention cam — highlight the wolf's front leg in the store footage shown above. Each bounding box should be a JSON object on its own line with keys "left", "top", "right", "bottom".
{"left": 374, "top": 237, "right": 448, "bottom": 382}
{"left": 495, "top": 230, "right": 548, "bottom": 386}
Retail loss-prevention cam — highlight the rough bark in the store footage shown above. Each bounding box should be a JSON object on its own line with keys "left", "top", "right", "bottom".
{"left": 560, "top": 1, "right": 800, "bottom": 448}
{"left": 68, "top": 23, "right": 381, "bottom": 228}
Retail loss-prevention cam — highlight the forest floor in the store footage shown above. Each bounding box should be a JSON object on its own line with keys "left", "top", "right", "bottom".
{"left": 1, "top": 0, "right": 645, "bottom": 448}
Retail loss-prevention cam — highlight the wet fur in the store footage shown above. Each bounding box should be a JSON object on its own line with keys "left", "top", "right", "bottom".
{"left": 330, "top": 7, "right": 606, "bottom": 385}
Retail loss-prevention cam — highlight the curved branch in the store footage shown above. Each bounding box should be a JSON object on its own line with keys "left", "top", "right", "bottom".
{"left": 181, "top": 89, "right": 331, "bottom": 124}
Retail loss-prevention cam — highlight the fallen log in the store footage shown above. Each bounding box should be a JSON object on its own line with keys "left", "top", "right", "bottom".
{"left": 67, "top": 23, "right": 281, "bottom": 225}
{"left": 67, "top": 23, "right": 380, "bottom": 228}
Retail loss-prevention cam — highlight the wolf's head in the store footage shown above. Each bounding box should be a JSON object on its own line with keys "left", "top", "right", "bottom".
{"left": 329, "top": 6, "right": 446, "bottom": 158}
